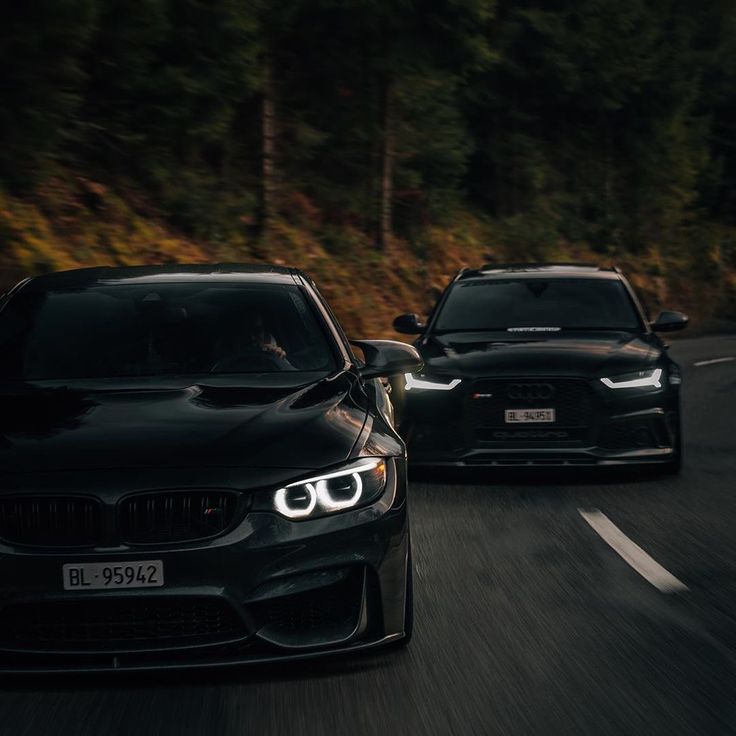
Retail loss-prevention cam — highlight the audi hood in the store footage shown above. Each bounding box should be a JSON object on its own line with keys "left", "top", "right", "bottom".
{"left": 418, "top": 330, "right": 662, "bottom": 377}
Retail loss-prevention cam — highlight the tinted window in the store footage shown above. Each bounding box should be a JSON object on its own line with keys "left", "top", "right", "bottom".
{"left": 434, "top": 278, "right": 641, "bottom": 331}
{"left": 0, "top": 283, "right": 337, "bottom": 380}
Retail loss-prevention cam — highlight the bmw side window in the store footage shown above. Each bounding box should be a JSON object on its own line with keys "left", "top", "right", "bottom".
{"left": 300, "top": 280, "right": 354, "bottom": 368}
{"left": 286, "top": 290, "right": 340, "bottom": 369}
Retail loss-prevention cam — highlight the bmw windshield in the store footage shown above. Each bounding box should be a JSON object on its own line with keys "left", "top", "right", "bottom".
{"left": 0, "top": 283, "right": 336, "bottom": 380}
{"left": 433, "top": 278, "right": 643, "bottom": 332}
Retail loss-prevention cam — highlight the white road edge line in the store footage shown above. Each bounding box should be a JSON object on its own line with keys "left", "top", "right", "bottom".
{"left": 694, "top": 356, "right": 735, "bottom": 367}
{"left": 578, "top": 509, "right": 688, "bottom": 594}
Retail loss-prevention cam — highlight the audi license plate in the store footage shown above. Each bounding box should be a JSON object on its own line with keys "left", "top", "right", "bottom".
{"left": 505, "top": 408, "right": 556, "bottom": 423}
{"left": 63, "top": 560, "right": 164, "bottom": 591}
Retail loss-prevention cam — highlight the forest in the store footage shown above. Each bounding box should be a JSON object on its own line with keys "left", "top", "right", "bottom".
{"left": 2, "top": 1, "right": 736, "bottom": 334}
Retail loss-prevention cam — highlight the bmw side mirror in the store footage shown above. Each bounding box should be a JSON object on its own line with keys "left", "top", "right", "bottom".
{"left": 393, "top": 313, "right": 426, "bottom": 335}
{"left": 351, "top": 339, "right": 423, "bottom": 380}
{"left": 650, "top": 310, "right": 689, "bottom": 332}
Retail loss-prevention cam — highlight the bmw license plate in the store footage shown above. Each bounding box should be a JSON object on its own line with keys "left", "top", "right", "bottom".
{"left": 63, "top": 560, "right": 164, "bottom": 591}
{"left": 505, "top": 408, "right": 556, "bottom": 423}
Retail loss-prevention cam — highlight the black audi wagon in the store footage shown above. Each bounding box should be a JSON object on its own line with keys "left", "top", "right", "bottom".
{"left": 394, "top": 263, "right": 687, "bottom": 472}
{"left": 0, "top": 264, "right": 421, "bottom": 671}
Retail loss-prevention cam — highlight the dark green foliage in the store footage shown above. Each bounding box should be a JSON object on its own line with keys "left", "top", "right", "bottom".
{"left": 0, "top": 0, "right": 97, "bottom": 188}
{"left": 1, "top": 0, "right": 735, "bottom": 253}
{"left": 467, "top": 0, "right": 728, "bottom": 252}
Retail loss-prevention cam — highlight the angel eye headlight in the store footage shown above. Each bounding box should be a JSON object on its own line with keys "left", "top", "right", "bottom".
{"left": 272, "top": 459, "right": 387, "bottom": 520}
{"left": 274, "top": 484, "right": 318, "bottom": 519}
{"left": 600, "top": 367, "right": 663, "bottom": 390}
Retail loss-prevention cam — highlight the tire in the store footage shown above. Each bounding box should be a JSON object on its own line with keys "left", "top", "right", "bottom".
{"left": 662, "top": 415, "right": 683, "bottom": 475}
{"left": 401, "top": 544, "right": 414, "bottom": 645}
{"left": 386, "top": 541, "right": 413, "bottom": 649}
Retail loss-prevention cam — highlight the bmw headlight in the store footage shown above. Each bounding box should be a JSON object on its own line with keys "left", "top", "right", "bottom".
{"left": 600, "top": 367, "right": 663, "bottom": 390}
{"left": 404, "top": 373, "right": 461, "bottom": 391}
{"left": 271, "top": 458, "right": 388, "bottom": 520}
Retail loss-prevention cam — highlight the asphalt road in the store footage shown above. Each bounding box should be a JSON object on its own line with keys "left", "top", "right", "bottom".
{"left": 2, "top": 334, "right": 736, "bottom": 736}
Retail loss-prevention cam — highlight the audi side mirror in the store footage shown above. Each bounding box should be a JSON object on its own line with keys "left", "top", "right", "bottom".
{"left": 651, "top": 310, "right": 689, "bottom": 333}
{"left": 351, "top": 339, "right": 423, "bottom": 380}
{"left": 393, "top": 313, "right": 426, "bottom": 335}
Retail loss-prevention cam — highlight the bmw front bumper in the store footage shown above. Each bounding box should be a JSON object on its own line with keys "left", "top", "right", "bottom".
{"left": 0, "top": 462, "right": 410, "bottom": 673}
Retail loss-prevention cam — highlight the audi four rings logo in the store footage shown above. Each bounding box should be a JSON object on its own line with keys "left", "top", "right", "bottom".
{"left": 506, "top": 382, "right": 555, "bottom": 400}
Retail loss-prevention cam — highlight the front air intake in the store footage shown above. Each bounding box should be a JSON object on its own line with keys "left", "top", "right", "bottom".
{"left": 0, "top": 597, "right": 247, "bottom": 651}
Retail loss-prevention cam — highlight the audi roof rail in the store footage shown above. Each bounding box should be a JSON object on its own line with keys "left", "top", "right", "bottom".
{"left": 452, "top": 267, "right": 474, "bottom": 282}
{"left": 480, "top": 262, "right": 601, "bottom": 271}
{"left": 456, "top": 262, "right": 604, "bottom": 279}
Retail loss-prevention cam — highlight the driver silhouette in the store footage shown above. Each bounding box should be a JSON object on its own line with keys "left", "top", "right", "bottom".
{"left": 210, "top": 309, "right": 292, "bottom": 372}
{"left": 242, "top": 310, "right": 287, "bottom": 359}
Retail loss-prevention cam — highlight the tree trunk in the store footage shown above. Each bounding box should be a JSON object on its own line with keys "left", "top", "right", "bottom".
{"left": 377, "top": 74, "right": 394, "bottom": 250}
{"left": 261, "top": 53, "right": 276, "bottom": 239}
{"left": 603, "top": 113, "right": 612, "bottom": 228}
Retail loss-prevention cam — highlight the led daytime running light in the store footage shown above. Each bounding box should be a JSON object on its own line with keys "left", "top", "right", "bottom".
{"left": 600, "top": 368, "right": 663, "bottom": 389}
{"left": 404, "top": 373, "right": 462, "bottom": 391}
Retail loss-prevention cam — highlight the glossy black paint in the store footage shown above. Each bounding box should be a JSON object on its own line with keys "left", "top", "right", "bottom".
{"left": 352, "top": 339, "right": 423, "bottom": 379}
{"left": 651, "top": 310, "right": 689, "bottom": 332}
{"left": 0, "top": 264, "right": 411, "bottom": 671}
{"left": 398, "top": 265, "right": 684, "bottom": 470}
{"left": 393, "top": 313, "right": 426, "bottom": 335}
{"left": 0, "top": 375, "right": 369, "bottom": 473}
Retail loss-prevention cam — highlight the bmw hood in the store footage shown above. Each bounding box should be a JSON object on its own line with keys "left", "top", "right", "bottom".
{"left": 0, "top": 372, "right": 368, "bottom": 475}
{"left": 420, "top": 330, "right": 662, "bottom": 377}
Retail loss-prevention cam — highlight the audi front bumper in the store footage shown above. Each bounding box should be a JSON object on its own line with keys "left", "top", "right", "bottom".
{"left": 402, "top": 377, "right": 681, "bottom": 469}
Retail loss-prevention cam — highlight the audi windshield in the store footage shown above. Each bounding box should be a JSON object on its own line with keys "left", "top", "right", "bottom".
{"left": 0, "top": 283, "right": 336, "bottom": 380}
{"left": 433, "top": 278, "right": 642, "bottom": 332}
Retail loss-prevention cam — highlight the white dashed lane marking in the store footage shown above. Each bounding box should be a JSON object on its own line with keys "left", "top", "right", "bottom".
{"left": 579, "top": 509, "right": 688, "bottom": 594}
{"left": 694, "top": 356, "right": 735, "bottom": 367}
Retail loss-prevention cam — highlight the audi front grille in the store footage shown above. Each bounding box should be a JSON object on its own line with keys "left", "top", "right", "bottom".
{"left": 466, "top": 378, "right": 595, "bottom": 442}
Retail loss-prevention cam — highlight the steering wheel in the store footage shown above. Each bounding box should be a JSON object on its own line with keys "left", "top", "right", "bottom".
{"left": 209, "top": 346, "right": 284, "bottom": 373}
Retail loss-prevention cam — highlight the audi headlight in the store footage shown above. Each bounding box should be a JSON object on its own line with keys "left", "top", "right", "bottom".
{"left": 271, "top": 458, "right": 388, "bottom": 520}
{"left": 404, "top": 373, "right": 462, "bottom": 391}
{"left": 600, "top": 367, "right": 663, "bottom": 390}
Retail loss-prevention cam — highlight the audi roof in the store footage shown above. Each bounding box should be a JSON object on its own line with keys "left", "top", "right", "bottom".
{"left": 456, "top": 263, "right": 621, "bottom": 281}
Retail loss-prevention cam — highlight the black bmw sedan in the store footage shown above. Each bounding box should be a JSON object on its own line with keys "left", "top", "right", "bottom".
{"left": 394, "top": 264, "right": 688, "bottom": 472}
{"left": 0, "top": 264, "right": 421, "bottom": 672}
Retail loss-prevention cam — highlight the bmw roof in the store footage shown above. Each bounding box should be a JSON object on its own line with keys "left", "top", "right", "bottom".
{"left": 16, "top": 264, "right": 304, "bottom": 292}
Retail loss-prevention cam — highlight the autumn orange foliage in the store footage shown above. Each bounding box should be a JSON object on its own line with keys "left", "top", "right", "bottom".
{"left": 1, "top": 178, "right": 733, "bottom": 338}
